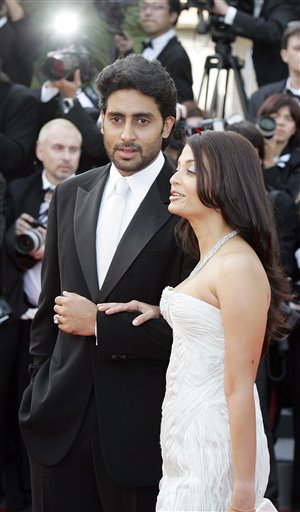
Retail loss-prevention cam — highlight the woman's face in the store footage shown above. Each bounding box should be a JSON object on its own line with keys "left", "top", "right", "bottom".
{"left": 169, "top": 144, "right": 204, "bottom": 220}
{"left": 270, "top": 105, "right": 296, "bottom": 145}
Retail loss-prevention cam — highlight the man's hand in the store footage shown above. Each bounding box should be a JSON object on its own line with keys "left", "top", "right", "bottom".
{"left": 211, "top": 0, "right": 229, "bottom": 16}
{"left": 15, "top": 212, "right": 35, "bottom": 236}
{"left": 54, "top": 291, "right": 97, "bottom": 335}
{"left": 263, "top": 137, "right": 278, "bottom": 169}
{"left": 48, "top": 69, "right": 81, "bottom": 99}
{"left": 4, "top": 0, "right": 25, "bottom": 21}
{"left": 15, "top": 213, "right": 46, "bottom": 260}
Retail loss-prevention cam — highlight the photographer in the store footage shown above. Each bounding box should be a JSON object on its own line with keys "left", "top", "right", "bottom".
{"left": 0, "top": 119, "right": 81, "bottom": 511}
{"left": 247, "top": 22, "right": 300, "bottom": 122}
{"left": 257, "top": 92, "right": 300, "bottom": 201}
{"left": 114, "top": 0, "right": 194, "bottom": 103}
{"left": 211, "top": 0, "right": 300, "bottom": 87}
{"left": 0, "top": 0, "right": 40, "bottom": 86}
{"left": 0, "top": 72, "right": 39, "bottom": 183}
{"left": 35, "top": 47, "right": 109, "bottom": 173}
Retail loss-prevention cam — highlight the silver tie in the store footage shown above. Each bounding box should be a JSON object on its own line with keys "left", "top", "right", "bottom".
{"left": 98, "top": 177, "right": 130, "bottom": 284}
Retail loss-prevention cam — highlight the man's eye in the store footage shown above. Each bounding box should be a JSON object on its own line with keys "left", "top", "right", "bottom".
{"left": 136, "top": 118, "right": 150, "bottom": 125}
{"left": 110, "top": 117, "right": 122, "bottom": 123}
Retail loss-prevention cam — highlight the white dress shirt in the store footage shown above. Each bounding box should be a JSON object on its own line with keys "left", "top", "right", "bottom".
{"left": 142, "top": 28, "right": 176, "bottom": 61}
{"left": 96, "top": 151, "right": 165, "bottom": 288}
{"left": 22, "top": 171, "right": 74, "bottom": 318}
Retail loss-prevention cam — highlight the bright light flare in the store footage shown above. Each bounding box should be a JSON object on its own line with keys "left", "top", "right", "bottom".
{"left": 53, "top": 11, "right": 79, "bottom": 36}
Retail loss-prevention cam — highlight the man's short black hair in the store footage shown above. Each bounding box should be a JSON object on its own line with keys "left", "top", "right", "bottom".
{"left": 96, "top": 54, "right": 177, "bottom": 121}
{"left": 168, "top": 0, "right": 182, "bottom": 15}
{"left": 168, "top": 0, "right": 182, "bottom": 25}
{"left": 282, "top": 21, "right": 300, "bottom": 49}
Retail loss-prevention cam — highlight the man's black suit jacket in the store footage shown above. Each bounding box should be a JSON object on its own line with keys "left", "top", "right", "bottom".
{"left": 33, "top": 88, "right": 109, "bottom": 173}
{"left": 156, "top": 36, "right": 194, "bottom": 103}
{"left": 0, "top": 82, "right": 39, "bottom": 183}
{"left": 247, "top": 79, "right": 289, "bottom": 122}
{"left": 3, "top": 172, "right": 45, "bottom": 317}
{"left": 232, "top": 0, "right": 299, "bottom": 87}
{"left": 19, "top": 159, "right": 193, "bottom": 488}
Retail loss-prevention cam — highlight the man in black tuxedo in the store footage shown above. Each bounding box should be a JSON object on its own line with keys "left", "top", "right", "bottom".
{"left": 0, "top": 118, "right": 81, "bottom": 510}
{"left": 212, "top": 0, "right": 300, "bottom": 87}
{"left": 19, "top": 54, "right": 194, "bottom": 511}
{"left": 0, "top": 72, "right": 39, "bottom": 183}
{"left": 247, "top": 22, "right": 300, "bottom": 122}
{"left": 115, "top": 0, "right": 194, "bottom": 103}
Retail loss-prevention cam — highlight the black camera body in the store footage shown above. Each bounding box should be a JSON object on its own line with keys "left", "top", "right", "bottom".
{"left": 256, "top": 115, "right": 276, "bottom": 139}
{"left": 185, "top": 118, "right": 225, "bottom": 135}
{"left": 16, "top": 220, "right": 46, "bottom": 255}
{"left": 186, "top": 0, "right": 253, "bottom": 13}
{"left": 42, "top": 43, "right": 94, "bottom": 84}
{"left": 184, "top": 0, "right": 253, "bottom": 41}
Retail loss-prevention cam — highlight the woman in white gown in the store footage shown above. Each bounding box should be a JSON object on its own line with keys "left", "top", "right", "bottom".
{"left": 98, "top": 131, "right": 290, "bottom": 512}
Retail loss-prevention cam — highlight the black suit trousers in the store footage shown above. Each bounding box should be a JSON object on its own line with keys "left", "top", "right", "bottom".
{"left": 29, "top": 392, "right": 158, "bottom": 512}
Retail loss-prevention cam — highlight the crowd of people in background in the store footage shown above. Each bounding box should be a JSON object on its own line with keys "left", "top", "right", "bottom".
{"left": 0, "top": 0, "right": 300, "bottom": 511}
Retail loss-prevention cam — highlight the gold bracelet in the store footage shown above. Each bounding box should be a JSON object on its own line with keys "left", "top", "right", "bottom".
{"left": 230, "top": 504, "right": 256, "bottom": 512}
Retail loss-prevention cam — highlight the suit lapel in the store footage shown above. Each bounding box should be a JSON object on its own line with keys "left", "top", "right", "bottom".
{"left": 74, "top": 168, "right": 109, "bottom": 301}
{"left": 97, "top": 162, "right": 173, "bottom": 302}
{"left": 157, "top": 36, "right": 177, "bottom": 64}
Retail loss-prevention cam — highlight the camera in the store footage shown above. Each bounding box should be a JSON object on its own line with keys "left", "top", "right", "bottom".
{"left": 256, "top": 116, "right": 276, "bottom": 139}
{"left": 184, "top": 118, "right": 224, "bottom": 135}
{"left": 184, "top": 0, "right": 253, "bottom": 14}
{"left": 179, "top": 113, "right": 243, "bottom": 136}
{"left": 16, "top": 220, "right": 46, "bottom": 255}
{"left": 42, "top": 42, "right": 94, "bottom": 84}
{"left": 183, "top": 0, "right": 253, "bottom": 41}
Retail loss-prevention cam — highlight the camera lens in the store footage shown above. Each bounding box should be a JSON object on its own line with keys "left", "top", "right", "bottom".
{"left": 257, "top": 116, "right": 276, "bottom": 139}
{"left": 16, "top": 229, "right": 45, "bottom": 254}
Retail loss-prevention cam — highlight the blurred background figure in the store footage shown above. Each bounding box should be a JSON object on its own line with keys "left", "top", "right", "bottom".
{"left": 256, "top": 93, "right": 300, "bottom": 512}
{"left": 248, "top": 22, "right": 300, "bottom": 122}
{"left": 114, "top": 0, "right": 194, "bottom": 103}
{"left": 0, "top": 119, "right": 82, "bottom": 512}
{"left": 164, "top": 100, "right": 206, "bottom": 167}
{"left": 211, "top": 0, "right": 300, "bottom": 87}
{"left": 0, "top": 0, "right": 40, "bottom": 87}
{"left": 257, "top": 93, "right": 300, "bottom": 201}
{"left": 33, "top": 43, "right": 109, "bottom": 174}
{"left": 0, "top": 72, "right": 39, "bottom": 184}
{"left": 227, "top": 119, "right": 299, "bottom": 509}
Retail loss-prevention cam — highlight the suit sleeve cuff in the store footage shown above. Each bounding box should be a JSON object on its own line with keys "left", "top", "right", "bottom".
{"left": 224, "top": 6, "right": 237, "bottom": 25}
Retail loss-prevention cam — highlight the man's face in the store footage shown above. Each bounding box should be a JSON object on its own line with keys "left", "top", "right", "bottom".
{"left": 281, "top": 34, "right": 300, "bottom": 76}
{"left": 101, "top": 89, "right": 175, "bottom": 175}
{"left": 140, "top": 0, "right": 177, "bottom": 38}
{"left": 36, "top": 126, "right": 81, "bottom": 184}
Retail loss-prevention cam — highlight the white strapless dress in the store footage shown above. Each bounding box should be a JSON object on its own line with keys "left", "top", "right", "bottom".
{"left": 156, "top": 286, "right": 277, "bottom": 512}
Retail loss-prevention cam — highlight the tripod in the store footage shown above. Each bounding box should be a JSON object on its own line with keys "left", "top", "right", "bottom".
{"left": 197, "top": 31, "right": 249, "bottom": 118}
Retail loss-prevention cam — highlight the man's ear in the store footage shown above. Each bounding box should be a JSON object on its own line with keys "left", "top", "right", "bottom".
{"left": 35, "top": 142, "right": 43, "bottom": 162}
{"left": 100, "top": 111, "right": 104, "bottom": 134}
{"left": 170, "top": 11, "right": 178, "bottom": 26}
{"left": 162, "top": 116, "right": 176, "bottom": 139}
{"left": 280, "top": 48, "right": 288, "bottom": 64}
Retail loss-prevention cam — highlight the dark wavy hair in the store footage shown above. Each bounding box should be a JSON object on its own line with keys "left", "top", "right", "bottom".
{"left": 175, "top": 131, "right": 291, "bottom": 355}
{"left": 257, "top": 93, "right": 300, "bottom": 148}
{"left": 96, "top": 54, "right": 177, "bottom": 121}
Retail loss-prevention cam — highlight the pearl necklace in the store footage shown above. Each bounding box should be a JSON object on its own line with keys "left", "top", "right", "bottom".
{"left": 189, "top": 230, "right": 239, "bottom": 279}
